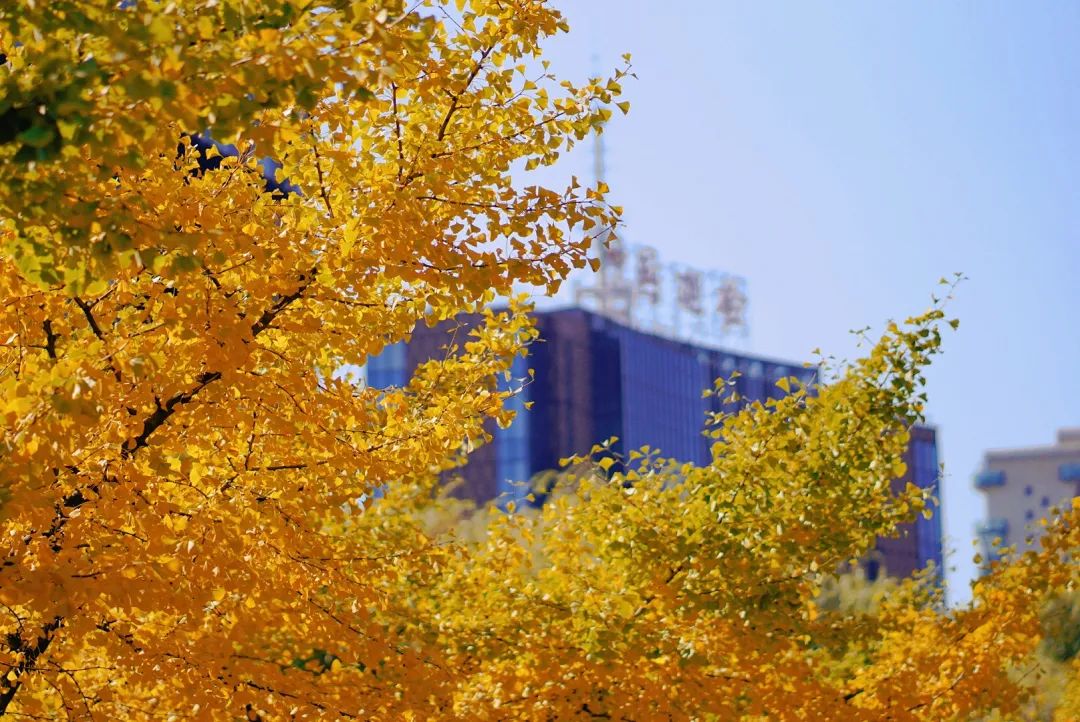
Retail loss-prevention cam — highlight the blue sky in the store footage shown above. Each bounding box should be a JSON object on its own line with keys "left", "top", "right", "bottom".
{"left": 530, "top": 1, "right": 1080, "bottom": 602}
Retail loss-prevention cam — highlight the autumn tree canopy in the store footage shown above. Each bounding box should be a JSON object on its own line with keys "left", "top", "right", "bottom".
{"left": 1, "top": 2, "right": 1077, "bottom": 721}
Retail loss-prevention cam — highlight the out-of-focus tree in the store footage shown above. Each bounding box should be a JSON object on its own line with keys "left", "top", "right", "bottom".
{"left": 1025, "top": 591, "right": 1080, "bottom": 720}
{"left": 1041, "top": 591, "right": 1080, "bottom": 664}
{"left": 813, "top": 564, "right": 1080, "bottom": 722}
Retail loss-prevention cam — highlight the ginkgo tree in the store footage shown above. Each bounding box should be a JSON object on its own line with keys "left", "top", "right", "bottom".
{"left": 1, "top": 0, "right": 622, "bottom": 718}
{"left": 1, "top": 1, "right": 1077, "bottom": 721}
{"left": 378, "top": 299, "right": 1079, "bottom": 722}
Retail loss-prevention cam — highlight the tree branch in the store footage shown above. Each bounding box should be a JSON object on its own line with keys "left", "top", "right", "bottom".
{"left": 309, "top": 135, "right": 335, "bottom": 219}
{"left": 121, "top": 370, "right": 222, "bottom": 457}
{"left": 436, "top": 44, "right": 495, "bottom": 142}
{"left": 250, "top": 270, "right": 316, "bottom": 338}
{"left": 4, "top": 270, "right": 318, "bottom": 713}
{"left": 124, "top": 267, "right": 315, "bottom": 457}
{"left": 72, "top": 296, "right": 105, "bottom": 341}
{"left": 42, "top": 319, "right": 59, "bottom": 359}
{"left": 73, "top": 296, "right": 121, "bottom": 381}
{"left": 391, "top": 82, "right": 405, "bottom": 181}
{"left": 0, "top": 616, "right": 63, "bottom": 715}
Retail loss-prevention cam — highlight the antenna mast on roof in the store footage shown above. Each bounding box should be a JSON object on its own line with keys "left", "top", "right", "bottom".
{"left": 577, "top": 55, "right": 632, "bottom": 323}
{"left": 592, "top": 82, "right": 606, "bottom": 189}
{"left": 570, "top": 53, "right": 750, "bottom": 347}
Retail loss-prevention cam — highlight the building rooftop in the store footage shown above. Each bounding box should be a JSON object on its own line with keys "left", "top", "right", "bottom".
{"left": 541, "top": 305, "right": 815, "bottom": 371}
{"left": 984, "top": 428, "right": 1080, "bottom": 462}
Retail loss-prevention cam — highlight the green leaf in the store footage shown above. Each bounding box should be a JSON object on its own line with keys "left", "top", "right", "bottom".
{"left": 16, "top": 124, "right": 55, "bottom": 149}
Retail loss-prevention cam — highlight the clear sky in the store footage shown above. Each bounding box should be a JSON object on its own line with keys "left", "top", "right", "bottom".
{"left": 530, "top": 1, "right": 1080, "bottom": 603}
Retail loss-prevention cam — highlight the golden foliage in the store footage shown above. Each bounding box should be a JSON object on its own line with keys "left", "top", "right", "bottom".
{"left": 381, "top": 301, "right": 1080, "bottom": 721}
{"left": 1, "top": 1, "right": 621, "bottom": 717}
{"left": 1, "top": 2, "right": 1076, "bottom": 720}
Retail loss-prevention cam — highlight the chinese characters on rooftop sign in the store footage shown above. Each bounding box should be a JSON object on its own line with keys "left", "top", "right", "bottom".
{"left": 571, "top": 239, "right": 749, "bottom": 347}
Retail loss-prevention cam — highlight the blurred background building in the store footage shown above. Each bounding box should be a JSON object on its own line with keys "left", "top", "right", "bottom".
{"left": 366, "top": 306, "right": 944, "bottom": 578}
{"left": 975, "top": 428, "right": 1080, "bottom": 565}
{"left": 867, "top": 424, "right": 942, "bottom": 579}
{"left": 376, "top": 307, "right": 815, "bottom": 501}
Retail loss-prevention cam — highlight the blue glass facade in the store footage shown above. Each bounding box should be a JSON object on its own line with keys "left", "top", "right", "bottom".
{"left": 372, "top": 307, "right": 943, "bottom": 577}
{"left": 562, "top": 312, "right": 816, "bottom": 468}
{"left": 469, "top": 309, "right": 820, "bottom": 487}
{"left": 366, "top": 341, "right": 407, "bottom": 389}
{"left": 495, "top": 353, "right": 532, "bottom": 501}
{"left": 870, "top": 424, "right": 943, "bottom": 579}
{"left": 600, "top": 320, "right": 715, "bottom": 464}
{"left": 912, "top": 430, "right": 944, "bottom": 572}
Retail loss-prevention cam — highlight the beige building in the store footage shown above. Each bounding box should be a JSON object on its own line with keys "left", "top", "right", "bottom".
{"left": 975, "top": 428, "right": 1080, "bottom": 564}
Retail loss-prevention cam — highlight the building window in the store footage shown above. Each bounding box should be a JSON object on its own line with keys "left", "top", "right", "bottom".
{"left": 976, "top": 518, "right": 1010, "bottom": 568}
{"left": 1059, "top": 463, "right": 1080, "bottom": 482}
{"left": 1024, "top": 485, "right": 1033, "bottom": 497}
{"left": 1041, "top": 496, "right": 1050, "bottom": 508}
{"left": 977, "top": 518, "right": 1009, "bottom": 538}
{"left": 1025, "top": 510, "right": 1035, "bottom": 521}
{"left": 974, "top": 469, "right": 1006, "bottom": 489}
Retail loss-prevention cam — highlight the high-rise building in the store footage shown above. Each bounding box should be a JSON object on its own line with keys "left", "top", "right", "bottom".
{"left": 368, "top": 307, "right": 944, "bottom": 577}
{"left": 868, "top": 424, "right": 943, "bottom": 579}
{"left": 975, "top": 428, "right": 1080, "bottom": 564}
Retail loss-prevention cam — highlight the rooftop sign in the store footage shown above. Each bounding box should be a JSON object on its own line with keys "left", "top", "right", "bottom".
{"left": 570, "top": 238, "right": 750, "bottom": 348}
